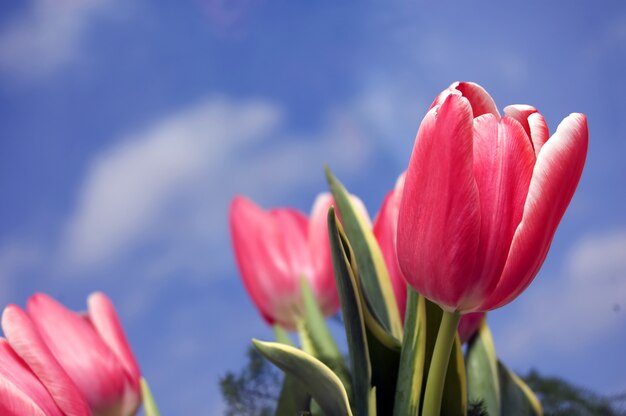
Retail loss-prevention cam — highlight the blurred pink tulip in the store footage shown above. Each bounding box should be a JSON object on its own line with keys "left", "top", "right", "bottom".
{"left": 2, "top": 293, "right": 142, "bottom": 416}
{"left": 397, "top": 81, "right": 588, "bottom": 313}
{"left": 457, "top": 312, "right": 485, "bottom": 344}
{"left": 230, "top": 193, "right": 367, "bottom": 329}
{"left": 373, "top": 178, "right": 407, "bottom": 321}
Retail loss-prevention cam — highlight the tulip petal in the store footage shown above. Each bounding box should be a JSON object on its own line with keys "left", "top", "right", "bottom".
{"left": 466, "top": 115, "right": 535, "bottom": 310}
{"left": 504, "top": 105, "right": 550, "bottom": 156}
{"left": 373, "top": 190, "right": 407, "bottom": 321}
{"left": 397, "top": 94, "right": 481, "bottom": 311}
{"left": 88, "top": 293, "right": 141, "bottom": 383}
{"left": 0, "top": 377, "right": 48, "bottom": 416}
{"left": 453, "top": 82, "right": 500, "bottom": 118}
{"left": 1, "top": 305, "right": 90, "bottom": 416}
{"left": 88, "top": 293, "right": 142, "bottom": 415}
{"left": 482, "top": 114, "right": 588, "bottom": 310}
{"left": 0, "top": 339, "right": 63, "bottom": 416}
{"left": 26, "top": 293, "right": 128, "bottom": 412}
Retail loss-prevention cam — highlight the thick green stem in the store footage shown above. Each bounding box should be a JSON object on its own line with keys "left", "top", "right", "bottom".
{"left": 422, "top": 310, "right": 461, "bottom": 416}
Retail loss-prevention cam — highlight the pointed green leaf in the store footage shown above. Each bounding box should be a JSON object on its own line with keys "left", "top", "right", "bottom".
{"left": 299, "top": 277, "right": 351, "bottom": 393}
{"left": 393, "top": 288, "right": 426, "bottom": 416}
{"left": 275, "top": 375, "right": 312, "bottom": 416}
{"left": 328, "top": 207, "right": 371, "bottom": 416}
{"left": 253, "top": 340, "right": 353, "bottom": 416}
{"left": 273, "top": 325, "right": 312, "bottom": 415}
{"left": 140, "top": 377, "right": 160, "bottom": 416}
{"left": 498, "top": 360, "right": 543, "bottom": 416}
{"left": 466, "top": 321, "right": 501, "bottom": 416}
{"left": 441, "top": 335, "right": 467, "bottom": 416}
{"left": 325, "top": 167, "right": 402, "bottom": 340}
{"left": 366, "top": 323, "right": 401, "bottom": 415}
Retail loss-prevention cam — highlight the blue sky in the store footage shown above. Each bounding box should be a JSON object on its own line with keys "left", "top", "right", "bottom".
{"left": 0, "top": 1, "right": 625, "bottom": 413}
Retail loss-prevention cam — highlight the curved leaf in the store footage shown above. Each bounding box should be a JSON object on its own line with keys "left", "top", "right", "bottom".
{"left": 466, "top": 321, "right": 501, "bottom": 415}
{"left": 253, "top": 340, "right": 353, "bottom": 416}
{"left": 326, "top": 167, "right": 402, "bottom": 340}
{"left": 498, "top": 360, "right": 543, "bottom": 416}
{"left": 273, "top": 325, "right": 312, "bottom": 415}
{"left": 393, "top": 289, "right": 426, "bottom": 416}
{"left": 328, "top": 208, "right": 371, "bottom": 416}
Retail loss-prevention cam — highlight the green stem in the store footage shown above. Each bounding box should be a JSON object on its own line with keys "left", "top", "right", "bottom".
{"left": 422, "top": 309, "right": 461, "bottom": 416}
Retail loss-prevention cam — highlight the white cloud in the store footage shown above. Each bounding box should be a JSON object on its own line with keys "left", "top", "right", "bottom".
{"left": 60, "top": 96, "right": 373, "bottom": 274}
{"left": 61, "top": 97, "right": 281, "bottom": 269}
{"left": 495, "top": 230, "right": 626, "bottom": 358}
{"left": 0, "top": 0, "right": 115, "bottom": 77}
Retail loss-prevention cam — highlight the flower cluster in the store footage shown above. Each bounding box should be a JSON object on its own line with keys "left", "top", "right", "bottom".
{"left": 230, "top": 82, "right": 588, "bottom": 415}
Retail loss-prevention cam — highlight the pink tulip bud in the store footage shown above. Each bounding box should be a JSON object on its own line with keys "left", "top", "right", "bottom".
{"left": 397, "top": 82, "right": 588, "bottom": 313}
{"left": 2, "top": 293, "right": 141, "bottom": 416}
{"left": 230, "top": 193, "right": 369, "bottom": 329}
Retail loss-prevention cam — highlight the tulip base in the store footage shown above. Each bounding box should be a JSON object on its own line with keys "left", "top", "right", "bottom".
{"left": 423, "top": 309, "right": 461, "bottom": 416}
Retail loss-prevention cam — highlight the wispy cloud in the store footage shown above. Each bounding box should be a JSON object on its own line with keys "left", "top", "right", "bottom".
{"left": 59, "top": 96, "right": 373, "bottom": 276}
{"left": 0, "top": 0, "right": 115, "bottom": 78}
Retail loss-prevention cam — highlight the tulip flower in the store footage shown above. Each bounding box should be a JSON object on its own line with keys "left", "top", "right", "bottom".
{"left": 230, "top": 193, "right": 368, "bottom": 330}
{"left": 2, "top": 292, "right": 142, "bottom": 416}
{"left": 397, "top": 81, "right": 588, "bottom": 313}
{"left": 396, "top": 81, "right": 587, "bottom": 415}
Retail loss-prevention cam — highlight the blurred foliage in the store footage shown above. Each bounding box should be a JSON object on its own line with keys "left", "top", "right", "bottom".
{"left": 523, "top": 369, "right": 626, "bottom": 416}
{"left": 219, "top": 347, "right": 281, "bottom": 416}
{"left": 220, "top": 348, "right": 626, "bottom": 416}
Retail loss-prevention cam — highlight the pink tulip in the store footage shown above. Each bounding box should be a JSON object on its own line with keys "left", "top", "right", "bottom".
{"left": 457, "top": 312, "right": 485, "bottom": 344}
{"left": 230, "top": 193, "right": 368, "bottom": 329}
{"left": 2, "top": 293, "right": 142, "bottom": 416}
{"left": 373, "top": 178, "right": 408, "bottom": 321}
{"left": 397, "top": 81, "right": 588, "bottom": 312}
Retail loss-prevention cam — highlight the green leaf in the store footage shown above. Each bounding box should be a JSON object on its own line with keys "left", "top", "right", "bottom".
{"left": 328, "top": 207, "right": 371, "bottom": 416}
{"left": 140, "top": 377, "right": 160, "bottom": 416}
{"left": 441, "top": 334, "right": 467, "bottom": 416}
{"left": 273, "top": 325, "right": 312, "bottom": 415}
{"left": 366, "top": 323, "right": 400, "bottom": 415}
{"left": 393, "top": 288, "right": 426, "bottom": 416}
{"left": 325, "top": 167, "right": 402, "bottom": 341}
{"left": 298, "top": 277, "right": 351, "bottom": 393}
{"left": 498, "top": 360, "right": 543, "bottom": 416}
{"left": 275, "top": 375, "right": 312, "bottom": 416}
{"left": 253, "top": 340, "right": 353, "bottom": 416}
{"left": 466, "top": 321, "right": 501, "bottom": 416}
